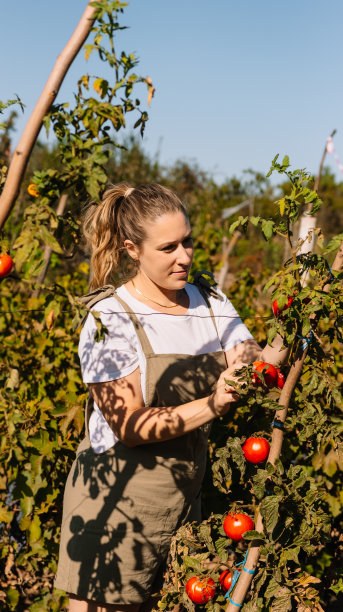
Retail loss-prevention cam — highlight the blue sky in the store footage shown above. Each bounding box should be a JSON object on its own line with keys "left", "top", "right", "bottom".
{"left": 2, "top": 0, "right": 343, "bottom": 185}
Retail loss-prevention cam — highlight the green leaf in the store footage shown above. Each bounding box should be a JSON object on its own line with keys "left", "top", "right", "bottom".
{"left": 323, "top": 233, "right": 343, "bottom": 255}
{"left": 242, "top": 530, "right": 265, "bottom": 541}
{"left": 39, "top": 226, "right": 64, "bottom": 254}
{"left": 264, "top": 577, "right": 281, "bottom": 599}
{"left": 183, "top": 556, "right": 203, "bottom": 573}
{"left": 279, "top": 546, "right": 300, "bottom": 565}
{"left": 6, "top": 588, "right": 19, "bottom": 610}
{"left": 0, "top": 506, "right": 14, "bottom": 523}
{"left": 260, "top": 494, "right": 282, "bottom": 533}
{"left": 270, "top": 588, "right": 292, "bottom": 612}
{"left": 20, "top": 495, "right": 33, "bottom": 517}
{"left": 330, "top": 578, "right": 343, "bottom": 594}
{"left": 261, "top": 219, "right": 275, "bottom": 240}
{"left": 29, "top": 514, "right": 42, "bottom": 543}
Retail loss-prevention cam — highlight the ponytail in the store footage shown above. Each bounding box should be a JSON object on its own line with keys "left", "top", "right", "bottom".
{"left": 83, "top": 183, "right": 132, "bottom": 290}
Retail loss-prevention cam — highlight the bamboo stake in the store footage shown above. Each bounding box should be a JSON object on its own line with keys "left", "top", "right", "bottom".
{"left": 0, "top": 1, "right": 100, "bottom": 229}
{"left": 225, "top": 241, "right": 343, "bottom": 611}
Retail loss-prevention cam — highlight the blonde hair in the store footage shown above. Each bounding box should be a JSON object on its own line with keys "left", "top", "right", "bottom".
{"left": 83, "top": 182, "right": 187, "bottom": 289}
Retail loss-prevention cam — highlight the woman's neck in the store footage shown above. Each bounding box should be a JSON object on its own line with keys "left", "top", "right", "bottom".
{"left": 126, "top": 273, "right": 189, "bottom": 312}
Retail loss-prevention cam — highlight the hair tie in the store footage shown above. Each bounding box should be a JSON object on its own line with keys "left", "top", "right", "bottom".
{"left": 124, "top": 187, "right": 134, "bottom": 198}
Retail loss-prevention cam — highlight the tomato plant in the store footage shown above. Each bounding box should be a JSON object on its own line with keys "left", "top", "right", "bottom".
{"left": 0, "top": 252, "right": 13, "bottom": 277}
{"left": 223, "top": 513, "right": 254, "bottom": 541}
{"left": 252, "top": 360, "right": 278, "bottom": 388}
{"left": 242, "top": 437, "right": 270, "bottom": 463}
{"left": 186, "top": 576, "right": 216, "bottom": 604}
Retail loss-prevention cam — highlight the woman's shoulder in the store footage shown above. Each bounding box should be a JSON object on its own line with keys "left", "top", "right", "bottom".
{"left": 79, "top": 286, "right": 133, "bottom": 342}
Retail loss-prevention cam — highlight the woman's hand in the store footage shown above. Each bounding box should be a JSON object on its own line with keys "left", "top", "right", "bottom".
{"left": 210, "top": 367, "right": 241, "bottom": 416}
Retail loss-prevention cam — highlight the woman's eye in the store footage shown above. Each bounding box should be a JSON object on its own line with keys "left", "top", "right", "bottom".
{"left": 161, "top": 237, "right": 192, "bottom": 252}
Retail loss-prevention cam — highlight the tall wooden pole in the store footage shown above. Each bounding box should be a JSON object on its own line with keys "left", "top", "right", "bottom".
{"left": 0, "top": 1, "right": 101, "bottom": 229}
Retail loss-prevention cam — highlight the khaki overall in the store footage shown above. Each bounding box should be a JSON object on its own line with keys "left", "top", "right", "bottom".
{"left": 54, "top": 283, "right": 227, "bottom": 605}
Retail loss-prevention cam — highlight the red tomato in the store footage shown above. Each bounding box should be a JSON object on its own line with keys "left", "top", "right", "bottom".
{"left": 219, "top": 570, "right": 232, "bottom": 591}
{"left": 276, "top": 369, "right": 285, "bottom": 389}
{"left": 252, "top": 361, "right": 278, "bottom": 388}
{"left": 186, "top": 576, "right": 216, "bottom": 604}
{"left": 272, "top": 296, "right": 294, "bottom": 317}
{"left": 223, "top": 513, "right": 254, "bottom": 541}
{"left": 242, "top": 437, "right": 270, "bottom": 463}
{"left": 0, "top": 253, "right": 13, "bottom": 278}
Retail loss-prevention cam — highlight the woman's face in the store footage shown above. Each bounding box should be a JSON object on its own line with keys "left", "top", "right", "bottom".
{"left": 127, "top": 211, "right": 194, "bottom": 291}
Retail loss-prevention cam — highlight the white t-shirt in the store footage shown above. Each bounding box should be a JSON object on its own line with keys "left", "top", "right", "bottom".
{"left": 79, "top": 283, "right": 253, "bottom": 452}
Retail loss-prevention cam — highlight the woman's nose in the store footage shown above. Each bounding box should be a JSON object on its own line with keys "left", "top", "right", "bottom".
{"left": 176, "top": 244, "right": 192, "bottom": 264}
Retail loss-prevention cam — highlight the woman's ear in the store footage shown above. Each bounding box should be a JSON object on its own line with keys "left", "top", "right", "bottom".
{"left": 124, "top": 239, "right": 140, "bottom": 262}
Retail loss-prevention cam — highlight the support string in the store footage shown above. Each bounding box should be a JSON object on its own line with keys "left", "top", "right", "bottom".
{"left": 224, "top": 550, "right": 255, "bottom": 606}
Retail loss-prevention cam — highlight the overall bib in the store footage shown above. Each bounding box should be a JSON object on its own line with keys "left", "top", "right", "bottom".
{"left": 55, "top": 285, "right": 227, "bottom": 605}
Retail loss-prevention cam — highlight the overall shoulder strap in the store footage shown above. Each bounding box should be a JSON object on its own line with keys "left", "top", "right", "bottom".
{"left": 78, "top": 284, "right": 117, "bottom": 308}
{"left": 113, "top": 292, "right": 154, "bottom": 355}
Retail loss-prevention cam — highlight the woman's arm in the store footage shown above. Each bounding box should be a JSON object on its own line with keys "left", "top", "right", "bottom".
{"left": 224, "top": 338, "right": 286, "bottom": 372}
{"left": 224, "top": 338, "right": 261, "bottom": 371}
{"left": 89, "top": 366, "right": 238, "bottom": 448}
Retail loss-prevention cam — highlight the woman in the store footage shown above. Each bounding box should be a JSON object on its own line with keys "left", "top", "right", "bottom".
{"left": 55, "top": 183, "right": 261, "bottom": 611}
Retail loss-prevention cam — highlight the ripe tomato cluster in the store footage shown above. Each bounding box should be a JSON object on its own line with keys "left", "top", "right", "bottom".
{"left": 0, "top": 253, "right": 14, "bottom": 278}
{"left": 252, "top": 360, "right": 285, "bottom": 390}
{"left": 252, "top": 360, "right": 277, "bottom": 388}
{"left": 186, "top": 570, "right": 237, "bottom": 603}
